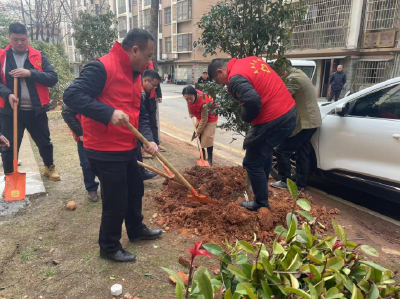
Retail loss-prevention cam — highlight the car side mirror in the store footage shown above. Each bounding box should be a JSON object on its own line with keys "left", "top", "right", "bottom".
{"left": 335, "top": 106, "right": 345, "bottom": 116}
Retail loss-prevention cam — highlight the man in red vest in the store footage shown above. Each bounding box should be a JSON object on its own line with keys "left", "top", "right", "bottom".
{"left": 208, "top": 57, "right": 297, "bottom": 212}
{"left": 63, "top": 29, "right": 162, "bottom": 263}
{"left": 0, "top": 23, "right": 60, "bottom": 187}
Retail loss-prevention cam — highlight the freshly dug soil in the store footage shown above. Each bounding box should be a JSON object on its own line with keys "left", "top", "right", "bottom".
{"left": 153, "top": 166, "right": 338, "bottom": 243}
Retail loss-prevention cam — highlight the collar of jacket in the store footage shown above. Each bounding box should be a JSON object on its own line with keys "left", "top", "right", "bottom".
{"left": 109, "top": 41, "right": 133, "bottom": 75}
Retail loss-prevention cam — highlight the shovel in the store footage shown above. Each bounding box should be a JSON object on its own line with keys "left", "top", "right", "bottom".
{"left": 137, "top": 161, "right": 174, "bottom": 179}
{"left": 4, "top": 77, "right": 26, "bottom": 201}
{"left": 191, "top": 117, "right": 210, "bottom": 167}
{"left": 126, "top": 122, "right": 216, "bottom": 204}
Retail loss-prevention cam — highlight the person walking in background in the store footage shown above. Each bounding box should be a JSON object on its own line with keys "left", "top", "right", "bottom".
{"left": 328, "top": 65, "right": 346, "bottom": 102}
{"left": 195, "top": 69, "right": 211, "bottom": 90}
{"left": 61, "top": 104, "right": 99, "bottom": 202}
{"left": 271, "top": 58, "right": 322, "bottom": 191}
{"left": 183, "top": 85, "right": 218, "bottom": 166}
{"left": 0, "top": 23, "right": 60, "bottom": 193}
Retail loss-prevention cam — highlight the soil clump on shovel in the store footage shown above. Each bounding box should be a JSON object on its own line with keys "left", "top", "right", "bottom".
{"left": 153, "top": 166, "right": 338, "bottom": 243}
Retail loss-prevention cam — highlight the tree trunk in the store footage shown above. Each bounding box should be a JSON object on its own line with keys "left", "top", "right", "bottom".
{"left": 150, "top": 0, "right": 159, "bottom": 70}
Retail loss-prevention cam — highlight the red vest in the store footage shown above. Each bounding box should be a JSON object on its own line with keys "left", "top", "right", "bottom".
{"left": 82, "top": 42, "right": 142, "bottom": 151}
{"left": 0, "top": 44, "right": 50, "bottom": 108}
{"left": 227, "top": 57, "right": 295, "bottom": 125}
{"left": 188, "top": 90, "right": 218, "bottom": 123}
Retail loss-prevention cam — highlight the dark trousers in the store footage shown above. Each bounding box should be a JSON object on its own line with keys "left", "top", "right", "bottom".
{"left": 243, "top": 116, "right": 296, "bottom": 207}
{"left": 88, "top": 157, "right": 145, "bottom": 253}
{"left": 1, "top": 110, "right": 53, "bottom": 174}
{"left": 77, "top": 141, "right": 99, "bottom": 191}
{"left": 328, "top": 89, "right": 342, "bottom": 102}
{"left": 147, "top": 101, "right": 159, "bottom": 145}
{"left": 276, "top": 128, "right": 317, "bottom": 189}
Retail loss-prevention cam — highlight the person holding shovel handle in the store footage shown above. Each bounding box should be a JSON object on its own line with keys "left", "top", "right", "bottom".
{"left": 63, "top": 29, "right": 163, "bottom": 263}
{"left": 182, "top": 85, "right": 218, "bottom": 166}
{"left": 0, "top": 23, "right": 60, "bottom": 198}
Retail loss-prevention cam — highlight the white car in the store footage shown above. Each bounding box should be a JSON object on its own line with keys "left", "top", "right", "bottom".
{"left": 272, "top": 77, "right": 400, "bottom": 202}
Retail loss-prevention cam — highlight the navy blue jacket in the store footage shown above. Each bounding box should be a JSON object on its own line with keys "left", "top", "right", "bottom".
{"left": 330, "top": 71, "right": 346, "bottom": 91}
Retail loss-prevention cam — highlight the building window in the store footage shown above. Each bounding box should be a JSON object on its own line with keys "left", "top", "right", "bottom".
{"left": 159, "top": 39, "right": 163, "bottom": 56}
{"left": 118, "top": 0, "right": 126, "bottom": 14}
{"left": 177, "top": 34, "right": 192, "bottom": 52}
{"left": 118, "top": 16, "right": 127, "bottom": 37}
{"left": 164, "top": 7, "right": 171, "bottom": 24}
{"left": 143, "top": 0, "right": 151, "bottom": 7}
{"left": 67, "top": 33, "right": 73, "bottom": 46}
{"left": 355, "top": 61, "right": 391, "bottom": 91}
{"left": 165, "top": 37, "right": 172, "bottom": 53}
{"left": 143, "top": 9, "right": 151, "bottom": 30}
{"left": 132, "top": 0, "right": 137, "bottom": 6}
{"left": 159, "top": 10, "right": 162, "bottom": 33}
{"left": 365, "top": 0, "right": 399, "bottom": 31}
{"left": 177, "top": 0, "right": 192, "bottom": 22}
{"left": 132, "top": 15, "right": 138, "bottom": 29}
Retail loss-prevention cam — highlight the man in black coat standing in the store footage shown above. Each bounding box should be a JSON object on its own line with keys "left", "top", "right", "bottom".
{"left": 328, "top": 65, "right": 346, "bottom": 102}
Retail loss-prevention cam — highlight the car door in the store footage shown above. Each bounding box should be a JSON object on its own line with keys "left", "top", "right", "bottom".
{"left": 318, "top": 83, "right": 400, "bottom": 185}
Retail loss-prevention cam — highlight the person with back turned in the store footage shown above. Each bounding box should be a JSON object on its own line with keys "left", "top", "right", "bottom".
{"left": 207, "top": 57, "right": 297, "bottom": 212}
{"left": 63, "top": 29, "right": 163, "bottom": 263}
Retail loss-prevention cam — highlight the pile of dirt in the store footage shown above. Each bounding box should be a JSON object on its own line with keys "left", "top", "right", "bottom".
{"left": 153, "top": 166, "right": 339, "bottom": 243}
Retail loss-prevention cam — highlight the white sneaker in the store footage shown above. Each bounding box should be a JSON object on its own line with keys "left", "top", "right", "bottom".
{"left": 18, "top": 160, "right": 22, "bottom": 166}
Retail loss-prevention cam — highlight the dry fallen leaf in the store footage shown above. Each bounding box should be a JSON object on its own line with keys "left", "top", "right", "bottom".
{"left": 169, "top": 271, "right": 188, "bottom": 286}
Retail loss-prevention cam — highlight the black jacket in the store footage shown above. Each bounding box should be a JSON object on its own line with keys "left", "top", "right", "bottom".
{"left": 198, "top": 76, "right": 211, "bottom": 84}
{"left": 228, "top": 75, "right": 262, "bottom": 123}
{"left": 330, "top": 71, "right": 346, "bottom": 91}
{"left": 0, "top": 48, "right": 58, "bottom": 115}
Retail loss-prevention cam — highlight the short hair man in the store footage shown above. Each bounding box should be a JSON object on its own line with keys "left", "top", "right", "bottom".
{"left": 271, "top": 58, "right": 322, "bottom": 191}
{"left": 208, "top": 57, "right": 297, "bottom": 212}
{"left": 63, "top": 29, "right": 162, "bottom": 263}
{"left": 328, "top": 65, "right": 346, "bottom": 102}
{"left": 0, "top": 23, "right": 60, "bottom": 191}
{"left": 198, "top": 69, "right": 211, "bottom": 84}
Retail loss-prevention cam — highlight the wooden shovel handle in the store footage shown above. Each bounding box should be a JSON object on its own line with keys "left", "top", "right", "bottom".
{"left": 137, "top": 161, "right": 173, "bottom": 179}
{"left": 191, "top": 117, "right": 206, "bottom": 161}
{"left": 126, "top": 122, "right": 193, "bottom": 190}
{"left": 13, "top": 77, "right": 18, "bottom": 171}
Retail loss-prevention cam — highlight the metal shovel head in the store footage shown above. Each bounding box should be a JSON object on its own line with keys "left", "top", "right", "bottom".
{"left": 4, "top": 171, "right": 26, "bottom": 201}
{"left": 187, "top": 194, "right": 217, "bottom": 204}
{"left": 196, "top": 159, "right": 210, "bottom": 167}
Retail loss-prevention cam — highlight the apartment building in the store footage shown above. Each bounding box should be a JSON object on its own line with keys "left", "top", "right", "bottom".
{"left": 110, "top": 0, "right": 227, "bottom": 84}
{"left": 286, "top": 0, "right": 400, "bottom": 97}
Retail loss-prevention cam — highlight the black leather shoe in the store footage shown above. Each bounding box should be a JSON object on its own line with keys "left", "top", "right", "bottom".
{"left": 141, "top": 169, "right": 158, "bottom": 181}
{"left": 240, "top": 201, "right": 270, "bottom": 212}
{"left": 87, "top": 190, "right": 99, "bottom": 202}
{"left": 130, "top": 227, "right": 163, "bottom": 242}
{"left": 100, "top": 249, "right": 136, "bottom": 262}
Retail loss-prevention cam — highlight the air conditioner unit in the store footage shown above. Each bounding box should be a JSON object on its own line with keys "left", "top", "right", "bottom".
{"left": 162, "top": 54, "right": 168, "bottom": 60}
{"left": 172, "top": 53, "right": 179, "bottom": 59}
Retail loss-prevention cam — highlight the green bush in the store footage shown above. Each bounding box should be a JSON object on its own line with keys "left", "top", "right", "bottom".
{"left": 164, "top": 180, "right": 400, "bottom": 299}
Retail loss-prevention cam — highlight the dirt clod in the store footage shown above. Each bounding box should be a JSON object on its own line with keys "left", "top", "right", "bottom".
{"left": 66, "top": 201, "right": 76, "bottom": 210}
{"left": 155, "top": 166, "right": 337, "bottom": 243}
{"left": 178, "top": 257, "right": 191, "bottom": 268}
{"left": 169, "top": 272, "right": 189, "bottom": 286}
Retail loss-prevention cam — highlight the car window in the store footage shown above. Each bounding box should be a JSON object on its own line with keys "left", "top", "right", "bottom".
{"left": 348, "top": 84, "right": 400, "bottom": 120}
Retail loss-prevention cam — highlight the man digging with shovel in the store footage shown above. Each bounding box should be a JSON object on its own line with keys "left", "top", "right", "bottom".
{"left": 208, "top": 57, "right": 297, "bottom": 212}
{"left": 63, "top": 29, "right": 163, "bottom": 263}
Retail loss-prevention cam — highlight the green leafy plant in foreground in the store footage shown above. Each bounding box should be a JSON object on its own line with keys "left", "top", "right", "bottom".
{"left": 163, "top": 179, "right": 400, "bottom": 299}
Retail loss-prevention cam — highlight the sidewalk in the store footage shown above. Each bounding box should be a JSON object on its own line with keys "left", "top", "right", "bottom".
{"left": 0, "top": 132, "right": 45, "bottom": 216}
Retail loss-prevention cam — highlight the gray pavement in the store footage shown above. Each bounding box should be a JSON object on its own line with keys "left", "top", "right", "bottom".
{"left": 0, "top": 132, "right": 45, "bottom": 216}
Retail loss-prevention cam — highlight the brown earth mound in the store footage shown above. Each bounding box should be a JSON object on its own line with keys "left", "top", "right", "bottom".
{"left": 153, "top": 166, "right": 338, "bottom": 243}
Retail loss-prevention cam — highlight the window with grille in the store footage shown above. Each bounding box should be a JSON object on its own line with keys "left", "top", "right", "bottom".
{"left": 144, "top": 0, "right": 151, "bottom": 7}
{"left": 132, "top": 15, "right": 138, "bottom": 29}
{"left": 365, "top": 0, "right": 400, "bottom": 31}
{"left": 118, "top": 0, "right": 126, "bottom": 13}
{"left": 142, "top": 9, "right": 151, "bottom": 29}
{"left": 177, "top": 0, "right": 192, "bottom": 22}
{"left": 177, "top": 34, "right": 192, "bottom": 52}
{"left": 164, "top": 7, "right": 171, "bottom": 24}
{"left": 355, "top": 61, "right": 391, "bottom": 91}
{"left": 165, "top": 37, "right": 172, "bottom": 53}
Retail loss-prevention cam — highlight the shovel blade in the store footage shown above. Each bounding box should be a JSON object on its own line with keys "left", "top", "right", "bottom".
{"left": 4, "top": 172, "right": 26, "bottom": 201}
{"left": 196, "top": 159, "right": 210, "bottom": 167}
{"left": 187, "top": 194, "right": 217, "bottom": 204}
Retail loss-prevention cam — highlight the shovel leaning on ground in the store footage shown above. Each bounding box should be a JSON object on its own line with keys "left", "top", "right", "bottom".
{"left": 191, "top": 117, "right": 210, "bottom": 167}
{"left": 126, "top": 122, "right": 216, "bottom": 204}
{"left": 4, "top": 77, "right": 26, "bottom": 201}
